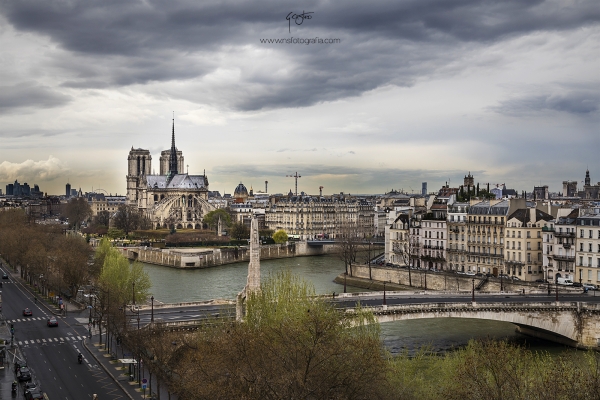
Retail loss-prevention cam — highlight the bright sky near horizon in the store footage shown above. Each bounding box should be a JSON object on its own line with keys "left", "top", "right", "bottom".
{"left": 0, "top": 0, "right": 598, "bottom": 197}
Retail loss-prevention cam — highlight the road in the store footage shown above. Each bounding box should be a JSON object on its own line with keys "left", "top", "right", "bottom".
{"left": 133, "top": 291, "right": 600, "bottom": 327}
{"left": 0, "top": 269, "right": 127, "bottom": 400}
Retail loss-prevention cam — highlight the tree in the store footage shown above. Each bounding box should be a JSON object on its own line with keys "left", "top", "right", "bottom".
{"left": 107, "top": 228, "right": 125, "bottom": 240}
{"left": 203, "top": 209, "right": 231, "bottom": 233}
{"left": 272, "top": 229, "right": 288, "bottom": 244}
{"left": 335, "top": 221, "right": 363, "bottom": 281}
{"left": 59, "top": 235, "right": 93, "bottom": 299}
{"left": 64, "top": 197, "right": 92, "bottom": 231}
{"left": 229, "top": 222, "right": 249, "bottom": 240}
{"left": 165, "top": 271, "right": 392, "bottom": 400}
{"left": 112, "top": 204, "right": 141, "bottom": 236}
{"left": 94, "top": 239, "right": 151, "bottom": 344}
{"left": 93, "top": 210, "right": 111, "bottom": 228}
{"left": 391, "top": 214, "right": 417, "bottom": 287}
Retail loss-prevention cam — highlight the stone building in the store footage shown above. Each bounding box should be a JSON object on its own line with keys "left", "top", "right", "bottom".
{"left": 575, "top": 213, "right": 600, "bottom": 285}
{"left": 265, "top": 195, "right": 375, "bottom": 240}
{"left": 543, "top": 209, "right": 578, "bottom": 283}
{"left": 505, "top": 206, "right": 554, "bottom": 281}
{"left": 447, "top": 200, "right": 470, "bottom": 271}
{"left": 126, "top": 119, "right": 214, "bottom": 229}
{"left": 465, "top": 199, "right": 509, "bottom": 275}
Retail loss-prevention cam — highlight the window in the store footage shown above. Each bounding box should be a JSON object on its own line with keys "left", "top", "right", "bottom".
{"left": 581, "top": 229, "right": 584, "bottom": 238}
{"left": 590, "top": 230, "right": 593, "bottom": 239}
{"left": 527, "top": 242, "right": 531, "bottom": 250}
{"left": 527, "top": 231, "right": 531, "bottom": 238}
{"left": 518, "top": 242, "right": 521, "bottom": 250}
{"left": 581, "top": 243, "right": 584, "bottom": 251}
{"left": 527, "top": 253, "right": 531, "bottom": 262}
{"left": 590, "top": 243, "right": 593, "bottom": 252}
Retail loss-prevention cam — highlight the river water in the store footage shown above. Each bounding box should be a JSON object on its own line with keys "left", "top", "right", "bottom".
{"left": 140, "top": 255, "right": 572, "bottom": 355}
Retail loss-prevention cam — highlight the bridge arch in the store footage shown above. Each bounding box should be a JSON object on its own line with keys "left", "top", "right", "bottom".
{"left": 355, "top": 302, "right": 600, "bottom": 349}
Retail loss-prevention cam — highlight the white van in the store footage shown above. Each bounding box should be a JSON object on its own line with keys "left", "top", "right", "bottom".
{"left": 557, "top": 278, "right": 573, "bottom": 285}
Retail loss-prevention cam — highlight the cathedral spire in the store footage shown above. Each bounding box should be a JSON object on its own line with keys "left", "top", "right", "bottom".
{"left": 167, "top": 112, "right": 178, "bottom": 181}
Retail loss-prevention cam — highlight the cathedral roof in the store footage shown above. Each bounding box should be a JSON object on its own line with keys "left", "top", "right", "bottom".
{"left": 146, "top": 174, "right": 207, "bottom": 189}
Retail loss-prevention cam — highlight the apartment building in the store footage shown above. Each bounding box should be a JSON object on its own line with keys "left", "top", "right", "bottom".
{"left": 265, "top": 195, "right": 375, "bottom": 239}
{"left": 575, "top": 213, "right": 600, "bottom": 285}
{"left": 420, "top": 214, "right": 447, "bottom": 270}
{"left": 386, "top": 212, "right": 411, "bottom": 266}
{"left": 465, "top": 200, "right": 509, "bottom": 275}
{"left": 543, "top": 209, "right": 578, "bottom": 283}
{"left": 447, "top": 200, "right": 469, "bottom": 271}
{"left": 505, "top": 207, "right": 553, "bottom": 281}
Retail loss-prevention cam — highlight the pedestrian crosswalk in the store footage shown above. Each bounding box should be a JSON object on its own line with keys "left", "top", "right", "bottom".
{"left": 18, "top": 336, "right": 86, "bottom": 345}
{"left": 7, "top": 317, "right": 50, "bottom": 323}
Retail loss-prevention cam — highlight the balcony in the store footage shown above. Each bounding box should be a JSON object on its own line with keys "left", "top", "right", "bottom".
{"left": 562, "top": 243, "right": 571, "bottom": 249}
{"left": 541, "top": 226, "right": 555, "bottom": 232}
{"left": 554, "top": 231, "right": 575, "bottom": 238}
{"left": 552, "top": 254, "right": 575, "bottom": 262}
{"left": 505, "top": 260, "right": 525, "bottom": 266}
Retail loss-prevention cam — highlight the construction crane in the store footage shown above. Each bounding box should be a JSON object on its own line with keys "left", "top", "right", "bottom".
{"left": 286, "top": 172, "right": 302, "bottom": 195}
{"left": 319, "top": 186, "right": 323, "bottom": 196}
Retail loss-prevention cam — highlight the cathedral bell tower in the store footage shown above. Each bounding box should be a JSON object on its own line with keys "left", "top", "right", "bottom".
{"left": 126, "top": 148, "right": 152, "bottom": 205}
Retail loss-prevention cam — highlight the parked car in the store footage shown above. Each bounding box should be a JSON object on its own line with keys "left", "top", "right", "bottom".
{"left": 572, "top": 282, "right": 583, "bottom": 288}
{"left": 583, "top": 283, "right": 598, "bottom": 290}
{"left": 511, "top": 276, "right": 521, "bottom": 281}
{"left": 465, "top": 271, "right": 476, "bottom": 276}
{"left": 475, "top": 273, "right": 484, "bottom": 277}
{"left": 24, "top": 382, "right": 37, "bottom": 391}
{"left": 2, "top": 272, "right": 8, "bottom": 279}
{"left": 47, "top": 317, "right": 58, "bottom": 327}
{"left": 25, "top": 388, "right": 44, "bottom": 400}
{"left": 535, "top": 279, "right": 547, "bottom": 283}
{"left": 15, "top": 360, "right": 27, "bottom": 373}
{"left": 17, "top": 366, "right": 32, "bottom": 381}
{"left": 23, "top": 308, "right": 33, "bottom": 317}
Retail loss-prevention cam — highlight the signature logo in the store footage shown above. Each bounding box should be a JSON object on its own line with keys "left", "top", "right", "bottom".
{"left": 286, "top": 11, "right": 313, "bottom": 33}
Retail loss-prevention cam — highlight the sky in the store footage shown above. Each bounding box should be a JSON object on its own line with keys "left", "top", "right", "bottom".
{"left": 0, "top": 0, "right": 598, "bottom": 197}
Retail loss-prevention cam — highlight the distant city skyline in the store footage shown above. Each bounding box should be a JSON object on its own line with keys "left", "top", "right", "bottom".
{"left": 0, "top": 1, "right": 598, "bottom": 196}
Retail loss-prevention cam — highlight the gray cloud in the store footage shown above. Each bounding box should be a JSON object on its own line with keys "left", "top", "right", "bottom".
{"left": 0, "top": 82, "right": 71, "bottom": 113}
{"left": 0, "top": 156, "right": 69, "bottom": 182}
{"left": 2, "top": 0, "right": 598, "bottom": 111}
{"left": 491, "top": 89, "right": 600, "bottom": 116}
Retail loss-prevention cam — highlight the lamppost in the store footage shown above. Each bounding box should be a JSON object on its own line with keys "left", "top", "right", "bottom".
{"left": 151, "top": 296, "right": 154, "bottom": 323}
{"left": 555, "top": 282, "right": 559, "bottom": 302}
{"left": 383, "top": 281, "right": 387, "bottom": 306}
{"left": 368, "top": 241, "right": 372, "bottom": 280}
{"left": 132, "top": 282, "right": 136, "bottom": 305}
{"left": 472, "top": 278, "right": 475, "bottom": 302}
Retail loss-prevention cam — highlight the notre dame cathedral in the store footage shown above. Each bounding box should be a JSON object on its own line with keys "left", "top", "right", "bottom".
{"left": 126, "top": 119, "right": 214, "bottom": 229}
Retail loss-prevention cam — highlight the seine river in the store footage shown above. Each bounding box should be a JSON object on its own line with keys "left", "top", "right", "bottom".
{"left": 140, "top": 255, "right": 572, "bottom": 355}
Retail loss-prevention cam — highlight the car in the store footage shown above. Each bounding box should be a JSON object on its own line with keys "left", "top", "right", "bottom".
{"left": 511, "top": 276, "right": 521, "bottom": 281}
{"left": 24, "top": 382, "right": 37, "bottom": 391}
{"left": 47, "top": 317, "right": 58, "bottom": 327}
{"left": 17, "top": 366, "right": 32, "bottom": 381}
{"left": 23, "top": 308, "right": 33, "bottom": 317}
{"left": 475, "top": 273, "right": 484, "bottom": 277}
{"left": 572, "top": 282, "right": 583, "bottom": 288}
{"left": 583, "top": 283, "right": 598, "bottom": 290}
{"left": 535, "top": 279, "right": 547, "bottom": 283}
{"left": 24, "top": 388, "right": 44, "bottom": 400}
{"left": 2, "top": 272, "right": 8, "bottom": 279}
{"left": 465, "top": 271, "right": 476, "bottom": 276}
{"left": 14, "top": 360, "right": 27, "bottom": 373}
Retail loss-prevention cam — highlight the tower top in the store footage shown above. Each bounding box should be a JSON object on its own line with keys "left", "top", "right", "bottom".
{"left": 167, "top": 113, "right": 178, "bottom": 181}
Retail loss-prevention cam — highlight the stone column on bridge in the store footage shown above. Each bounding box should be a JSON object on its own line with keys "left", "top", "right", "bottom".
{"left": 236, "top": 216, "right": 260, "bottom": 320}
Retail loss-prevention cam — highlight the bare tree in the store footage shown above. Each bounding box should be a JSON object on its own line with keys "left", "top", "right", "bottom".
{"left": 391, "top": 216, "right": 419, "bottom": 287}
{"left": 335, "top": 221, "right": 364, "bottom": 281}
{"left": 113, "top": 204, "right": 141, "bottom": 236}
{"left": 93, "top": 210, "right": 111, "bottom": 227}
{"left": 64, "top": 197, "right": 92, "bottom": 231}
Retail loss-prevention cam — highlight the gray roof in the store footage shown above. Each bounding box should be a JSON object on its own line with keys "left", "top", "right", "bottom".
{"left": 146, "top": 174, "right": 207, "bottom": 189}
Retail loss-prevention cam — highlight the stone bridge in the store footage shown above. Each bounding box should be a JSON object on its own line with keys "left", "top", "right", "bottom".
{"left": 348, "top": 301, "right": 600, "bottom": 349}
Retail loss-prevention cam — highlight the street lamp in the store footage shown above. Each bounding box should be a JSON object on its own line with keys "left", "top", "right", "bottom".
{"left": 383, "top": 281, "right": 387, "bottom": 306}
{"left": 151, "top": 296, "right": 154, "bottom": 323}
{"left": 472, "top": 278, "right": 475, "bottom": 302}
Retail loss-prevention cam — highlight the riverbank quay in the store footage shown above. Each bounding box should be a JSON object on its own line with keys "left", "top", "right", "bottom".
{"left": 117, "top": 241, "right": 347, "bottom": 269}
{"left": 337, "top": 264, "right": 590, "bottom": 294}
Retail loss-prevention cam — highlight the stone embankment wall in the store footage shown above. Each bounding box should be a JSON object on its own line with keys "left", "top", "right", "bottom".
{"left": 347, "top": 264, "right": 575, "bottom": 293}
{"left": 119, "top": 243, "right": 300, "bottom": 268}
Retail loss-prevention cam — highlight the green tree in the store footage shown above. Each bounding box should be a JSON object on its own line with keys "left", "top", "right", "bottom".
{"left": 229, "top": 222, "right": 249, "bottom": 240}
{"left": 272, "top": 229, "right": 288, "bottom": 243}
{"left": 203, "top": 209, "right": 231, "bottom": 233}
{"left": 169, "top": 272, "right": 392, "bottom": 399}
{"left": 64, "top": 197, "right": 92, "bottom": 231}
{"left": 107, "top": 228, "right": 125, "bottom": 240}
